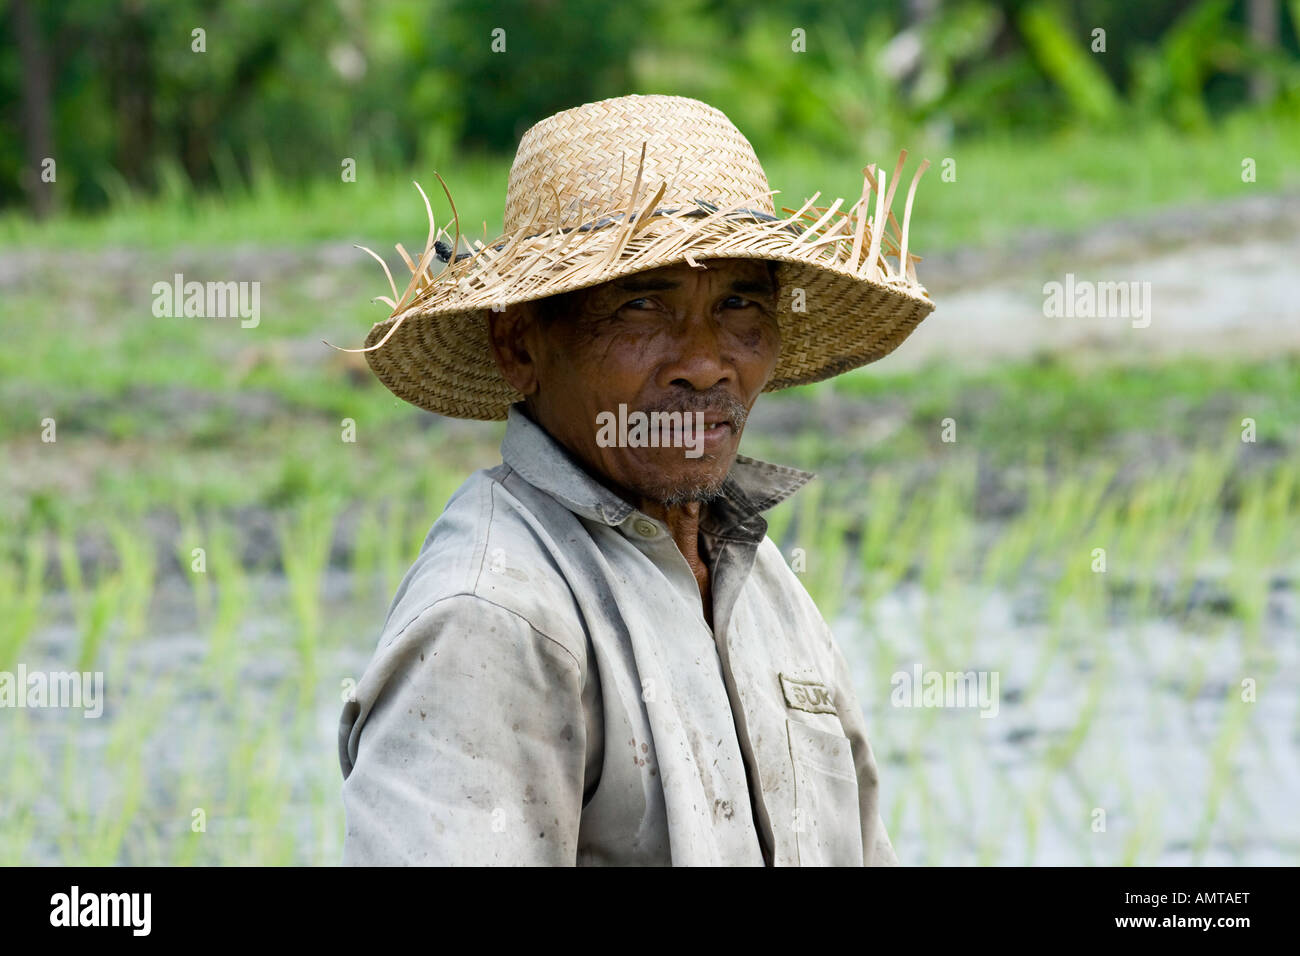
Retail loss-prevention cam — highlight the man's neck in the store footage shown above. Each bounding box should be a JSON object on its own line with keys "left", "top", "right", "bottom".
{"left": 523, "top": 404, "right": 719, "bottom": 623}
{"left": 640, "top": 498, "right": 713, "bottom": 627}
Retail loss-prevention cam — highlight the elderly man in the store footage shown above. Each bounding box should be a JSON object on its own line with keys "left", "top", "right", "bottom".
{"left": 338, "top": 93, "right": 935, "bottom": 865}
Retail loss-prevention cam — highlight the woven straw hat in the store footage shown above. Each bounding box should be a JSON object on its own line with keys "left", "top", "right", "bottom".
{"left": 350, "top": 93, "right": 936, "bottom": 420}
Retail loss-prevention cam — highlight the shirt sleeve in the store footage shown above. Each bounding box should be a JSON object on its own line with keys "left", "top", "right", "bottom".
{"left": 826, "top": 634, "right": 900, "bottom": 866}
{"left": 340, "top": 594, "right": 588, "bottom": 865}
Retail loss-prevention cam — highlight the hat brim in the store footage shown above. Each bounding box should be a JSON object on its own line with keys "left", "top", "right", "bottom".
{"left": 360, "top": 198, "right": 935, "bottom": 420}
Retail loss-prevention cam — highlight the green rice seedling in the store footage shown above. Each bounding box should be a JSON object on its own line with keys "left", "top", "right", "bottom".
{"left": 938, "top": 584, "right": 982, "bottom": 670}
{"left": 378, "top": 496, "right": 414, "bottom": 596}
{"left": 56, "top": 521, "right": 121, "bottom": 673}
{"left": 909, "top": 760, "right": 940, "bottom": 867}
{"left": 948, "top": 727, "right": 978, "bottom": 836}
{"left": 1022, "top": 779, "right": 1042, "bottom": 865}
{"left": 793, "top": 477, "right": 827, "bottom": 552}
{"left": 1086, "top": 492, "right": 1124, "bottom": 615}
{"left": 1022, "top": 619, "right": 1068, "bottom": 705}
{"left": 277, "top": 494, "right": 340, "bottom": 721}
{"left": 1227, "top": 475, "right": 1271, "bottom": 640}
{"left": 166, "top": 722, "right": 217, "bottom": 866}
{"left": 174, "top": 502, "right": 213, "bottom": 632}
{"left": 244, "top": 707, "right": 296, "bottom": 865}
{"left": 1043, "top": 655, "right": 1108, "bottom": 773}
{"left": 1024, "top": 529, "right": 1096, "bottom": 696}
{"left": 56, "top": 723, "right": 88, "bottom": 864}
{"left": 1119, "top": 797, "right": 1164, "bottom": 866}
{"left": 105, "top": 517, "right": 157, "bottom": 679}
{"left": 1192, "top": 683, "right": 1253, "bottom": 862}
{"left": 0, "top": 804, "right": 36, "bottom": 865}
{"left": 803, "top": 504, "right": 855, "bottom": 622}
{"left": 219, "top": 680, "right": 300, "bottom": 863}
{"left": 865, "top": 482, "right": 930, "bottom": 614}
{"left": 1073, "top": 762, "right": 1111, "bottom": 867}
{"left": 1254, "top": 461, "right": 1300, "bottom": 567}
{"left": 415, "top": 468, "right": 464, "bottom": 548}
{"left": 402, "top": 502, "right": 434, "bottom": 570}
{"left": 1034, "top": 472, "right": 1087, "bottom": 565}
{"left": 978, "top": 459, "right": 1054, "bottom": 592}
{"left": 905, "top": 704, "right": 947, "bottom": 866}
{"left": 856, "top": 470, "right": 904, "bottom": 607}
{"left": 0, "top": 534, "right": 46, "bottom": 670}
{"left": 1035, "top": 768, "right": 1087, "bottom": 864}
{"left": 974, "top": 806, "right": 1002, "bottom": 866}
{"left": 1069, "top": 462, "right": 1118, "bottom": 535}
{"left": 1168, "top": 449, "right": 1232, "bottom": 602}
{"left": 1045, "top": 522, "right": 1106, "bottom": 633}
{"left": 1112, "top": 476, "right": 1159, "bottom": 622}
{"left": 917, "top": 467, "right": 979, "bottom": 665}
{"left": 919, "top": 463, "right": 976, "bottom": 596}
{"left": 883, "top": 789, "right": 907, "bottom": 867}
{"left": 217, "top": 708, "right": 260, "bottom": 864}
{"left": 1145, "top": 472, "right": 1185, "bottom": 600}
{"left": 0, "top": 708, "right": 41, "bottom": 864}
{"left": 1178, "top": 614, "right": 1238, "bottom": 703}
{"left": 83, "top": 681, "right": 173, "bottom": 865}
{"left": 306, "top": 768, "right": 333, "bottom": 866}
{"left": 1107, "top": 512, "right": 1162, "bottom": 676}
{"left": 978, "top": 506, "right": 1039, "bottom": 591}
{"left": 1042, "top": 466, "right": 1118, "bottom": 585}
{"left": 204, "top": 513, "right": 251, "bottom": 700}
{"left": 129, "top": 811, "right": 167, "bottom": 867}
{"left": 348, "top": 501, "right": 383, "bottom": 601}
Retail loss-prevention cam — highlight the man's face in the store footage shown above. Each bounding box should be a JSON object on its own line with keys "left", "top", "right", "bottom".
{"left": 488, "top": 258, "right": 782, "bottom": 506}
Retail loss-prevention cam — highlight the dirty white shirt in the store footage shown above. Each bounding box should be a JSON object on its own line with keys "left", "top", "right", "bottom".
{"left": 339, "top": 403, "right": 898, "bottom": 866}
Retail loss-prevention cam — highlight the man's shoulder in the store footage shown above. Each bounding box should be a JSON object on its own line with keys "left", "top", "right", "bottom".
{"left": 748, "top": 534, "right": 838, "bottom": 652}
{"left": 378, "top": 464, "right": 589, "bottom": 667}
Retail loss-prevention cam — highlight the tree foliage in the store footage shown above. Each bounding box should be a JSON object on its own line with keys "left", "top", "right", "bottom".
{"left": 1, "top": 0, "right": 1296, "bottom": 215}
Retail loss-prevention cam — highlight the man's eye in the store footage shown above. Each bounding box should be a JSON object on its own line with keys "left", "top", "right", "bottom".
{"left": 621, "top": 297, "right": 654, "bottom": 310}
{"left": 723, "top": 296, "right": 755, "bottom": 309}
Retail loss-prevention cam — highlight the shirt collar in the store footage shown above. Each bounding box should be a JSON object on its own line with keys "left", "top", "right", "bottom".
{"left": 499, "top": 402, "right": 814, "bottom": 537}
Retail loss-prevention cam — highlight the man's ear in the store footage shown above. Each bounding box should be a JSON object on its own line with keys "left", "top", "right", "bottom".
{"left": 486, "top": 301, "right": 541, "bottom": 396}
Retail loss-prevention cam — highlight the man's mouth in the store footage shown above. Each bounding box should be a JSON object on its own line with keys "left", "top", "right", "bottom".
{"left": 670, "top": 404, "right": 745, "bottom": 447}
{"left": 676, "top": 413, "right": 735, "bottom": 454}
{"left": 679, "top": 410, "right": 735, "bottom": 433}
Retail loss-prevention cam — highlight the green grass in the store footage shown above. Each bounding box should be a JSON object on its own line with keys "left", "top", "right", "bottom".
{"left": 3, "top": 113, "right": 1297, "bottom": 253}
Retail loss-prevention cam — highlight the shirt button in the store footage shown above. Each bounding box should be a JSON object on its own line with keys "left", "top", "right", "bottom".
{"left": 633, "top": 518, "right": 658, "bottom": 538}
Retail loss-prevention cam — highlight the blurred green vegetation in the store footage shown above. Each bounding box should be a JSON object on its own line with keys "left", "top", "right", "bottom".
{"left": 4, "top": 110, "right": 1299, "bottom": 251}
{"left": 3, "top": 0, "right": 1298, "bottom": 220}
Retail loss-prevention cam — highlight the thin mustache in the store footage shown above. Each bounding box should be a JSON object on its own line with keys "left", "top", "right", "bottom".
{"left": 642, "top": 393, "right": 748, "bottom": 427}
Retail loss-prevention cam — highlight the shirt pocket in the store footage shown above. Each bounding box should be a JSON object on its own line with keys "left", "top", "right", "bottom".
{"left": 786, "top": 717, "right": 864, "bottom": 866}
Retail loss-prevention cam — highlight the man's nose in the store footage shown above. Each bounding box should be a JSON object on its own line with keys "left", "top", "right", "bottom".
{"left": 656, "top": 314, "right": 733, "bottom": 392}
